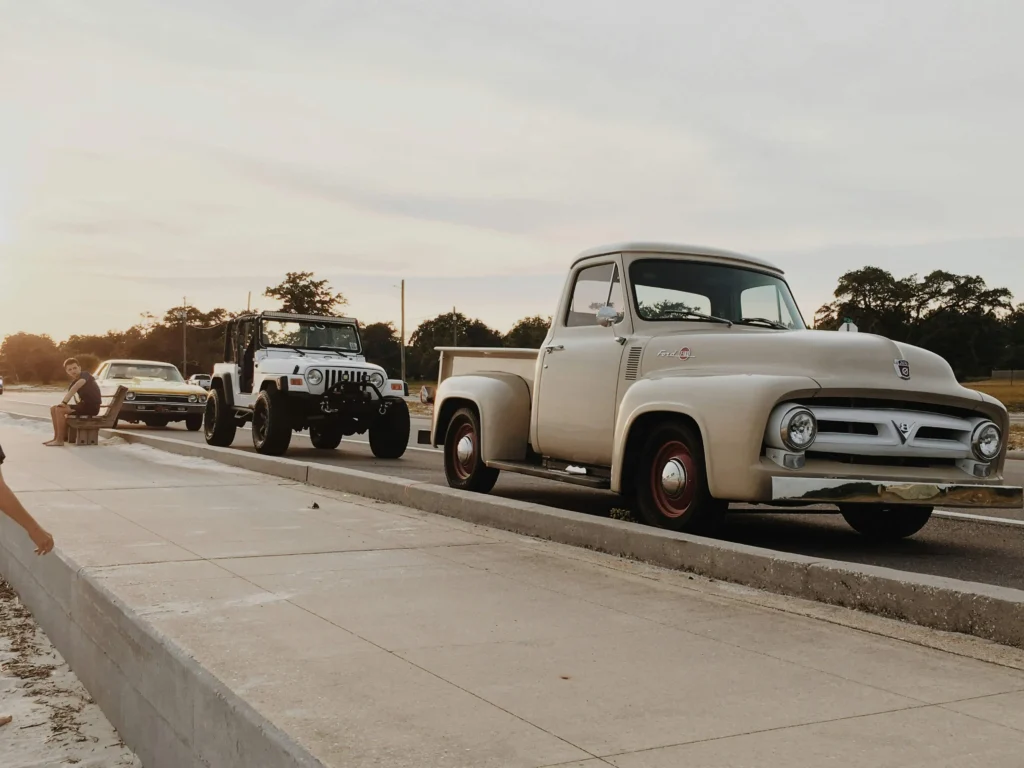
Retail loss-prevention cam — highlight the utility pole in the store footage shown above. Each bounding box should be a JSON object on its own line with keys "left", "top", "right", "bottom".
{"left": 399, "top": 280, "right": 406, "bottom": 383}
{"left": 247, "top": 291, "right": 251, "bottom": 312}
{"left": 181, "top": 296, "right": 188, "bottom": 376}
{"left": 452, "top": 306, "right": 457, "bottom": 346}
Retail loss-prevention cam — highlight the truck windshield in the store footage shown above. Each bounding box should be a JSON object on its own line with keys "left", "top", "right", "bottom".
{"left": 261, "top": 319, "right": 361, "bottom": 353}
{"left": 629, "top": 259, "right": 805, "bottom": 329}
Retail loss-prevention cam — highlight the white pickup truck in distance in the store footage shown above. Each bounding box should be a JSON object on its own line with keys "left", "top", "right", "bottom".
{"left": 419, "top": 242, "right": 1022, "bottom": 540}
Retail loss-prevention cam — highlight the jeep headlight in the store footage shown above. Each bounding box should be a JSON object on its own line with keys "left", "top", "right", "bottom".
{"left": 306, "top": 369, "right": 324, "bottom": 386}
{"left": 125, "top": 391, "right": 136, "bottom": 401}
{"left": 780, "top": 407, "right": 817, "bottom": 451}
{"left": 188, "top": 394, "right": 198, "bottom": 403}
{"left": 369, "top": 372, "right": 385, "bottom": 388}
{"left": 971, "top": 421, "right": 1002, "bottom": 462}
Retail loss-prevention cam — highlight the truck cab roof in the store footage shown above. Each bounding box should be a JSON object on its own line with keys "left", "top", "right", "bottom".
{"left": 572, "top": 242, "right": 783, "bottom": 275}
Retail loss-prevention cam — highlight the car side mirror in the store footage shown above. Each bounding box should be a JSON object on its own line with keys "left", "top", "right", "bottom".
{"left": 596, "top": 305, "right": 623, "bottom": 328}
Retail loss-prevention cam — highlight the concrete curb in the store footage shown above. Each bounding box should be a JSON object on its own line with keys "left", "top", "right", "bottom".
{"left": 0, "top": 516, "right": 326, "bottom": 768}
{"left": 1008, "top": 450, "right": 1024, "bottom": 460}
{"left": 109, "top": 429, "right": 1024, "bottom": 650}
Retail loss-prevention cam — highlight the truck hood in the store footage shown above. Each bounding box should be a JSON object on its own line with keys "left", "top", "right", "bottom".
{"left": 641, "top": 328, "right": 990, "bottom": 409}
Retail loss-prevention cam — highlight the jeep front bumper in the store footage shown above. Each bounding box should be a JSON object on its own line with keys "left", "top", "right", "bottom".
{"left": 771, "top": 477, "right": 1024, "bottom": 509}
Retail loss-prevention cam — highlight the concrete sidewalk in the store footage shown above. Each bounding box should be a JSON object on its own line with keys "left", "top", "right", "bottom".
{"left": 3, "top": 423, "right": 1024, "bottom": 767}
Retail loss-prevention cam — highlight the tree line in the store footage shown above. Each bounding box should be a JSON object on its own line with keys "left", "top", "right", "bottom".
{"left": 0, "top": 272, "right": 552, "bottom": 384}
{"left": 3, "top": 267, "right": 1020, "bottom": 385}
{"left": 814, "top": 267, "right": 1024, "bottom": 379}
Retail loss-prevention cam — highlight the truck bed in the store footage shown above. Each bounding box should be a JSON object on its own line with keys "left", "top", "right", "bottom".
{"left": 435, "top": 347, "right": 539, "bottom": 389}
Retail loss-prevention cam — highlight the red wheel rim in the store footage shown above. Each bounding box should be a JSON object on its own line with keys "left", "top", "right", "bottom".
{"left": 650, "top": 440, "right": 697, "bottom": 518}
{"left": 449, "top": 422, "right": 477, "bottom": 481}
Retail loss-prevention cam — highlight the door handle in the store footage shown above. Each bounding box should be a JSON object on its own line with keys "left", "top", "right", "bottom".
{"left": 544, "top": 344, "right": 564, "bottom": 352}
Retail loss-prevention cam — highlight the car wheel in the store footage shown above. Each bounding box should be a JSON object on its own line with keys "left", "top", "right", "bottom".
{"left": 252, "top": 387, "right": 292, "bottom": 455}
{"left": 443, "top": 407, "right": 499, "bottom": 493}
{"left": 309, "top": 423, "right": 343, "bottom": 450}
{"left": 634, "top": 422, "right": 724, "bottom": 533}
{"left": 839, "top": 504, "right": 933, "bottom": 540}
{"left": 204, "top": 388, "right": 237, "bottom": 447}
{"left": 144, "top": 416, "right": 170, "bottom": 428}
{"left": 185, "top": 414, "right": 203, "bottom": 432}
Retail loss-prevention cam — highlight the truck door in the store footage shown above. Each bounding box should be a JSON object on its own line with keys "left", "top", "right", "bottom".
{"left": 534, "top": 260, "right": 630, "bottom": 466}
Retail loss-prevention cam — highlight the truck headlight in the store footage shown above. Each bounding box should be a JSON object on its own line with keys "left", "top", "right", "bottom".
{"left": 971, "top": 422, "right": 1002, "bottom": 462}
{"left": 781, "top": 407, "right": 817, "bottom": 451}
{"left": 306, "top": 369, "right": 324, "bottom": 386}
{"left": 369, "top": 372, "right": 385, "bottom": 388}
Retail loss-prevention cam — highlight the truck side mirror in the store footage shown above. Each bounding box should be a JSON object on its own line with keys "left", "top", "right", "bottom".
{"left": 596, "top": 305, "right": 623, "bottom": 328}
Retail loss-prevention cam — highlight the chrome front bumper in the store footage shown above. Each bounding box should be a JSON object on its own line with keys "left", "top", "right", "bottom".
{"left": 771, "top": 477, "right": 1024, "bottom": 509}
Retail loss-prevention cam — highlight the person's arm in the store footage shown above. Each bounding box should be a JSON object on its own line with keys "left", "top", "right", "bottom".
{"left": 60, "top": 378, "right": 86, "bottom": 406}
{"left": 0, "top": 470, "right": 54, "bottom": 555}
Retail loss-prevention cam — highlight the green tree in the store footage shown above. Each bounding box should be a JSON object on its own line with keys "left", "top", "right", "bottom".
{"left": 504, "top": 316, "right": 551, "bottom": 348}
{"left": 408, "top": 312, "right": 502, "bottom": 380}
{"left": 0, "top": 333, "right": 63, "bottom": 383}
{"left": 264, "top": 272, "right": 347, "bottom": 315}
{"left": 361, "top": 321, "right": 402, "bottom": 378}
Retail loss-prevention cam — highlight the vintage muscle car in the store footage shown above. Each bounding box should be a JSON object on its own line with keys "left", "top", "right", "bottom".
{"left": 94, "top": 359, "right": 207, "bottom": 430}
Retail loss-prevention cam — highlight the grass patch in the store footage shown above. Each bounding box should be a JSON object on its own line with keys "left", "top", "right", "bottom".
{"left": 1009, "top": 425, "right": 1023, "bottom": 452}
{"left": 964, "top": 380, "right": 1024, "bottom": 412}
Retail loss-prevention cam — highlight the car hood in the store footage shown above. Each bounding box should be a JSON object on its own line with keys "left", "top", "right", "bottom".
{"left": 106, "top": 377, "right": 207, "bottom": 395}
{"left": 640, "top": 328, "right": 995, "bottom": 411}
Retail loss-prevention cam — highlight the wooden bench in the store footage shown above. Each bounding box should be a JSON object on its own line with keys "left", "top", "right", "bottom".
{"left": 66, "top": 386, "right": 130, "bottom": 446}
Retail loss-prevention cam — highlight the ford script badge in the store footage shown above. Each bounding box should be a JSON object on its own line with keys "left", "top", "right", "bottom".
{"left": 894, "top": 359, "right": 911, "bottom": 380}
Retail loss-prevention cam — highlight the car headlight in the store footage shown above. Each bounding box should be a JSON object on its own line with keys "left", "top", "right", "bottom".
{"left": 306, "top": 369, "right": 324, "bottom": 386}
{"left": 369, "top": 372, "right": 385, "bottom": 388}
{"left": 188, "top": 394, "right": 198, "bottom": 403}
{"left": 971, "top": 422, "right": 1002, "bottom": 462}
{"left": 780, "top": 407, "right": 817, "bottom": 451}
{"left": 125, "top": 391, "right": 136, "bottom": 401}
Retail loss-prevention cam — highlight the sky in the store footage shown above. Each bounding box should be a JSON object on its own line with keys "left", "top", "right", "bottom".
{"left": 1, "top": 0, "right": 1022, "bottom": 342}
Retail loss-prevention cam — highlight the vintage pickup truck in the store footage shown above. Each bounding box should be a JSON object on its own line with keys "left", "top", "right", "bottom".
{"left": 420, "top": 242, "right": 1022, "bottom": 540}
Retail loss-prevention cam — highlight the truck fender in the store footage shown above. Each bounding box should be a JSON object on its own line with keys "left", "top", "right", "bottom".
{"left": 213, "top": 373, "right": 235, "bottom": 408}
{"left": 611, "top": 374, "right": 820, "bottom": 498}
{"left": 433, "top": 373, "right": 531, "bottom": 463}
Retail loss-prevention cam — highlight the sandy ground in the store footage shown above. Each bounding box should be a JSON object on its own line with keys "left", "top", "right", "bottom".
{"left": 0, "top": 578, "right": 141, "bottom": 768}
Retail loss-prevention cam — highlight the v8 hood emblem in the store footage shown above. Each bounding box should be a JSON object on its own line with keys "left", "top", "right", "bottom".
{"left": 892, "top": 420, "right": 915, "bottom": 444}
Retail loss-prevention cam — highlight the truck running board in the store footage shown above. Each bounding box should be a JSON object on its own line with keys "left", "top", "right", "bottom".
{"left": 485, "top": 460, "right": 611, "bottom": 490}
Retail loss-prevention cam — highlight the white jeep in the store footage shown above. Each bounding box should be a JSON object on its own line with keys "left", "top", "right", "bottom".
{"left": 204, "top": 312, "right": 410, "bottom": 457}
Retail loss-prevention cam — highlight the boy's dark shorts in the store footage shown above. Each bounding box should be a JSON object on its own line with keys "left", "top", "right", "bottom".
{"left": 70, "top": 402, "right": 101, "bottom": 417}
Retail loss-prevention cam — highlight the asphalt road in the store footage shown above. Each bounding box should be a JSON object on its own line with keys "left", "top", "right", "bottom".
{"left": 4, "top": 391, "right": 1023, "bottom": 590}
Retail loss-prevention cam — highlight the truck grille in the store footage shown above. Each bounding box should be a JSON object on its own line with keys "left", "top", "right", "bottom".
{"left": 804, "top": 404, "right": 982, "bottom": 461}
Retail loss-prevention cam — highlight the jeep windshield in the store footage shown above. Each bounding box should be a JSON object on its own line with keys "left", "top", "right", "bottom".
{"left": 261, "top": 318, "right": 361, "bottom": 353}
{"left": 629, "top": 259, "right": 806, "bottom": 329}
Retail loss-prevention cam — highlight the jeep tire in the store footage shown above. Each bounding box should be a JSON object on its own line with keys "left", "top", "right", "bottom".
{"left": 252, "top": 387, "right": 292, "bottom": 456}
{"left": 204, "top": 388, "right": 236, "bottom": 447}
{"left": 369, "top": 397, "right": 410, "bottom": 459}
{"left": 310, "top": 423, "right": 343, "bottom": 450}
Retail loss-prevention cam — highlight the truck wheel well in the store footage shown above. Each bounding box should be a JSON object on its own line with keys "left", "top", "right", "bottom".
{"left": 435, "top": 397, "right": 476, "bottom": 444}
{"left": 621, "top": 412, "right": 706, "bottom": 498}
